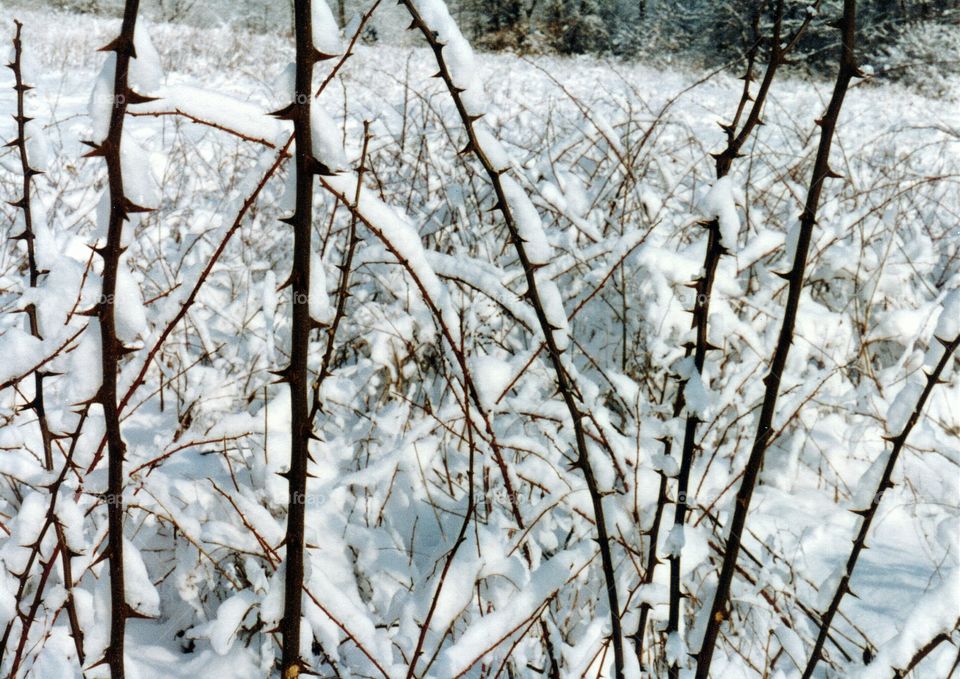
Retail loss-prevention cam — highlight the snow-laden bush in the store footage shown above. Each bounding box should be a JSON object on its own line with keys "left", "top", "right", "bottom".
{"left": 0, "top": 3, "right": 958, "bottom": 678}
{"left": 873, "top": 20, "right": 960, "bottom": 98}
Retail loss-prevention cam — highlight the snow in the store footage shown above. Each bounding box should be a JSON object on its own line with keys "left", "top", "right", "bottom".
{"left": 471, "top": 353, "right": 513, "bottom": 409}
{"left": 935, "top": 289, "right": 960, "bottom": 339}
{"left": 437, "top": 548, "right": 588, "bottom": 676}
{"left": 886, "top": 378, "right": 923, "bottom": 437}
{"left": 130, "top": 23, "right": 163, "bottom": 94}
{"left": 193, "top": 590, "right": 257, "bottom": 655}
{"left": 701, "top": 176, "right": 740, "bottom": 251}
{"left": 0, "top": 6, "right": 958, "bottom": 678}
{"left": 132, "top": 84, "right": 285, "bottom": 145}
{"left": 473, "top": 123, "right": 510, "bottom": 173}
{"left": 88, "top": 53, "right": 116, "bottom": 143}
{"left": 309, "top": 250, "right": 332, "bottom": 324}
{"left": 123, "top": 538, "right": 161, "bottom": 617}
{"left": 0, "top": 327, "right": 43, "bottom": 387}
{"left": 311, "top": 103, "right": 347, "bottom": 172}
{"left": 311, "top": 0, "right": 342, "bottom": 57}
{"left": 121, "top": 136, "right": 160, "bottom": 208}
{"left": 856, "top": 571, "right": 959, "bottom": 678}
{"left": 412, "top": 0, "right": 476, "bottom": 91}
{"left": 536, "top": 272, "right": 570, "bottom": 352}
{"left": 664, "top": 524, "right": 685, "bottom": 557}
{"left": 115, "top": 254, "right": 148, "bottom": 344}
{"left": 500, "top": 174, "right": 552, "bottom": 266}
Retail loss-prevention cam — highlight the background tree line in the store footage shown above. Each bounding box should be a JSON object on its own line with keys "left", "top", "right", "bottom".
{"left": 20, "top": 0, "right": 960, "bottom": 82}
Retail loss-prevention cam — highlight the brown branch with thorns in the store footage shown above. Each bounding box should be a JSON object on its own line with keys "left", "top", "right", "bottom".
{"left": 79, "top": 1, "right": 150, "bottom": 675}
{"left": 696, "top": 2, "right": 861, "bottom": 676}
{"left": 654, "top": 2, "right": 825, "bottom": 674}
{"left": 397, "top": 2, "right": 626, "bottom": 675}
{"left": 273, "top": 1, "right": 329, "bottom": 674}
{"left": 1, "top": 18, "right": 84, "bottom": 674}
{"left": 801, "top": 332, "right": 960, "bottom": 678}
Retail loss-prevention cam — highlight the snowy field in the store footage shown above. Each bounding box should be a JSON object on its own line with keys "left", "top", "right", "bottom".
{"left": 0, "top": 4, "right": 958, "bottom": 678}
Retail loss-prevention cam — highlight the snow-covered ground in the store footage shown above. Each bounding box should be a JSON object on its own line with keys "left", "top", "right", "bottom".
{"left": 0, "top": 5, "right": 958, "bottom": 678}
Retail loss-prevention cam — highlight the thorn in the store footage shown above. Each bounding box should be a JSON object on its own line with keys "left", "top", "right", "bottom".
{"left": 80, "top": 140, "right": 106, "bottom": 158}
{"left": 824, "top": 166, "right": 844, "bottom": 180}
{"left": 125, "top": 89, "right": 158, "bottom": 105}
{"left": 279, "top": 214, "right": 297, "bottom": 227}
{"left": 269, "top": 103, "right": 297, "bottom": 121}
{"left": 85, "top": 655, "right": 110, "bottom": 671}
{"left": 311, "top": 48, "right": 337, "bottom": 64}
{"left": 772, "top": 270, "right": 792, "bottom": 281}
{"left": 123, "top": 603, "right": 155, "bottom": 620}
{"left": 118, "top": 343, "right": 139, "bottom": 357}
{"left": 848, "top": 507, "right": 870, "bottom": 517}
{"left": 306, "top": 156, "right": 334, "bottom": 176}
{"left": 122, "top": 198, "right": 152, "bottom": 214}
{"left": 98, "top": 34, "right": 135, "bottom": 56}
{"left": 90, "top": 548, "right": 110, "bottom": 567}
{"left": 270, "top": 366, "right": 293, "bottom": 384}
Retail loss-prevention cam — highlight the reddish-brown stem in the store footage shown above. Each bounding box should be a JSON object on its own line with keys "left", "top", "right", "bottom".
{"left": 3, "top": 21, "right": 85, "bottom": 671}
{"left": 84, "top": 2, "right": 145, "bottom": 675}
{"left": 277, "top": 1, "right": 324, "bottom": 673}
{"left": 801, "top": 333, "right": 960, "bottom": 678}
{"left": 397, "top": 4, "right": 625, "bottom": 674}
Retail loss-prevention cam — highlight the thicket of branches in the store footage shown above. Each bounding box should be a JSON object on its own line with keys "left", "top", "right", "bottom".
{"left": 0, "top": 0, "right": 958, "bottom": 677}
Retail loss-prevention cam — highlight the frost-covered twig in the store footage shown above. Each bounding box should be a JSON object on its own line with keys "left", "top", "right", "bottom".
{"left": 117, "top": 137, "right": 293, "bottom": 415}
{"left": 801, "top": 324, "right": 960, "bottom": 678}
{"left": 397, "top": 2, "right": 626, "bottom": 675}
{"left": 631, "top": 2, "right": 824, "bottom": 670}
{"left": 316, "top": 171, "right": 562, "bottom": 675}
{"left": 309, "top": 122, "right": 369, "bottom": 423}
{"left": 696, "top": 3, "right": 860, "bottom": 677}
{"left": 2, "top": 20, "right": 85, "bottom": 671}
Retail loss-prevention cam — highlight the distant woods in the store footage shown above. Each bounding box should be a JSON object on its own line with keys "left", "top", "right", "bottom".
{"left": 25, "top": 1, "right": 960, "bottom": 73}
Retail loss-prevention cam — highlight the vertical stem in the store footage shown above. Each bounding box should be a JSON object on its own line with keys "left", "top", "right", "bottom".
{"left": 279, "top": 1, "right": 319, "bottom": 674}
{"left": 695, "top": 3, "right": 858, "bottom": 677}
{"left": 4, "top": 19, "right": 85, "bottom": 670}
{"left": 87, "top": 3, "right": 145, "bottom": 675}
{"left": 398, "top": 3, "right": 624, "bottom": 675}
